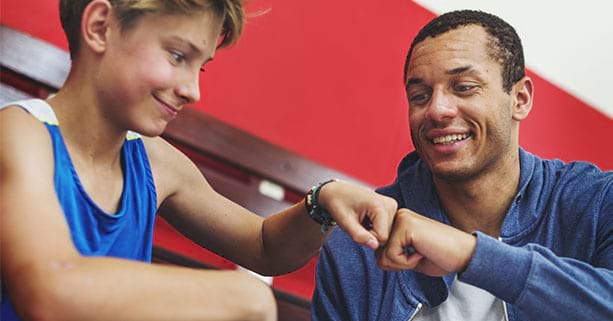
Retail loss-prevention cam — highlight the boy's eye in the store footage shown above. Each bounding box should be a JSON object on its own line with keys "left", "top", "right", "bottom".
{"left": 170, "top": 50, "right": 186, "bottom": 63}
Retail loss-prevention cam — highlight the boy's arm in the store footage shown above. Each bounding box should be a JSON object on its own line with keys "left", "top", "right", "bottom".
{"left": 147, "top": 137, "right": 398, "bottom": 276}
{"left": 0, "top": 107, "right": 276, "bottom": 321}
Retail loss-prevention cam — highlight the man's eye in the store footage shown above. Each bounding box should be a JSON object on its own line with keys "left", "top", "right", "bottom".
{"left": 409, "top": 93, "right": 430, "bottom": 105}
{"left": 454, "top": 84, "right": 476, "bottom": 92}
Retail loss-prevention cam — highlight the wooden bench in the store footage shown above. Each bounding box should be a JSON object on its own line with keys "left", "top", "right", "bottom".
{"left": 1, "top": 23, "right": 371, "bottom": 320}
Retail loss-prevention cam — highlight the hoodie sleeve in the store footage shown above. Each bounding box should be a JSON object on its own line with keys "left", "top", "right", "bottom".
{"left": 459, "top": 179, "right": 613, "bottom": 320}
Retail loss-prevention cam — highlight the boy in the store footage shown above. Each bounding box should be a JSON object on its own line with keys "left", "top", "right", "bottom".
{"left": 0, "top": 1, "right": 398, "bottom": 320}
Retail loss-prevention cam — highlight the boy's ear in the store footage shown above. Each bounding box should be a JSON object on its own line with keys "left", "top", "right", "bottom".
{"left": 81, "top": 0, "right": 113, "bottom": 54}
{"left": 511, "top": 76, "right": 534, "bottom": 122}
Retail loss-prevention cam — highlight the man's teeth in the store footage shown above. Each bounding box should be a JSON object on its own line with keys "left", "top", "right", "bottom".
{"left": 432, "top": 134, "right": 470, "bottom": 144}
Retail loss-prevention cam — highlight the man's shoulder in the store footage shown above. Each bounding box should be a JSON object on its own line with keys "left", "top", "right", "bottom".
{"left": 377, "top": 151, "right": 432, "bottom": 205}
{"left": 527, "top": 151, "right": 612, "bottom": 207}
{"left": 534, "top": 153, "right": 612, "bottom": 188}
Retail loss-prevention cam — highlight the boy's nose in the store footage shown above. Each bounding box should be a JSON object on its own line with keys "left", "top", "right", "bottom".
{"left": 175, "top": 76, "right": 201, "bottom": 104}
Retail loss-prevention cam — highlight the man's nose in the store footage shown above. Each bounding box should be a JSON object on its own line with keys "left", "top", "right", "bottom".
{"left": 426, "top": 89, "right": 457, "bottom": 122}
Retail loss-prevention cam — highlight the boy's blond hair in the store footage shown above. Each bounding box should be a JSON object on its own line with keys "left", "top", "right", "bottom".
{"left": 60, "top": 0, "right": 244, "bottom": 58}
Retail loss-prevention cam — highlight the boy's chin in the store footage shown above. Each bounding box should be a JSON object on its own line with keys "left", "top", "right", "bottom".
{"left": 135, "top": 123, "right": 169, "bottom": 138}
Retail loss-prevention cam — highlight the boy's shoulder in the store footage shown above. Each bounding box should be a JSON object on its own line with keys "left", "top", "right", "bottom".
{"left": 0, "top": 98, "right": 58, "bottom": 125}
{"left": 0, "top": 99, "right": 54, "bottom": 141}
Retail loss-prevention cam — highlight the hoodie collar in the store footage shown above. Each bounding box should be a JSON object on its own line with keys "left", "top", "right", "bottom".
{"left": 395, "top": 148, "right": 538, "bottom": 238}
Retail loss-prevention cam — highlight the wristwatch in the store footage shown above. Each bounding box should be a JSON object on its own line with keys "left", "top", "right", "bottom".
{"left": 305, "top": 179, "right": 338, "bottom": 234}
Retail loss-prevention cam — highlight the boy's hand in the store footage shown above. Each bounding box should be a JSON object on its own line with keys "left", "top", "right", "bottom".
{"left": 317, "top": 181, "right": 398, "bottom": 249}
{"left": 375, "top": 209, "right": 477, "bottom": 276}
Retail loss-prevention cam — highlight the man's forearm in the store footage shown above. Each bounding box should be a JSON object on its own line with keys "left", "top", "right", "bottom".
{"left": 460, "top": 233, "right": 613, "bottom": 320}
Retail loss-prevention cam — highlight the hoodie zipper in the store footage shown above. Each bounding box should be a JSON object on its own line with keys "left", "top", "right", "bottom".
{"left": 498, "top": 236, "right": 510, "bottom": 321}
{"left": 502, "top": 301, "right": 509, "bottom": 321}
{"left": 407, "top": 303, "right": 423, "bottom": 321}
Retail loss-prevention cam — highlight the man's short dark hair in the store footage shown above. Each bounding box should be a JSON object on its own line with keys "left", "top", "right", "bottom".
{"left": 404, "top": 10, "right": 525, "bottom": 93}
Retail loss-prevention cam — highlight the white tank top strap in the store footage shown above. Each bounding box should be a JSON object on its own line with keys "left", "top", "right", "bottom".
{"left": 0, "top": 98, "right": 141, "bottom": 139}
{"left": 0, "top": 98, "right": 59, "bottom": 125}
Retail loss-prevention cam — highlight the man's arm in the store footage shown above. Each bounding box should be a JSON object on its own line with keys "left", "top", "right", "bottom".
{"left": 0, "top": 107, "right": 276, "bottom": 321}
{"left": 378, "top": 206, "right": 613, "bottom": 320}
{"left": 461, "top": 232, "right": 613, "bottom": 320}
{"left": 146, "top": 136, "right": 398, "bottom": 276}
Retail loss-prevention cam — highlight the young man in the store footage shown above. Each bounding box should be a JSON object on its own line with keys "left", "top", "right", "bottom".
{"left": 0, "top": 1, "right": 398, "bottom": 320}
{"left": 312, "top": 10, "right": 612, "bottom": 321}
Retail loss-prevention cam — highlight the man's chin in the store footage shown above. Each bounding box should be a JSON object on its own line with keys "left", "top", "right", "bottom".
{"left": 429, "top": 163, "right": 479, "bottom": 182}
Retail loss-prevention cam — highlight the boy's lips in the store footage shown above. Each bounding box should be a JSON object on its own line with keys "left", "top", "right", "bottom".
{"left": 153, "top": 95, "right": 182, "bottom": 117}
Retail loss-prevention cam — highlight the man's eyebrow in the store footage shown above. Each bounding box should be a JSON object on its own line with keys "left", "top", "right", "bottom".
{"left": 406, "top": 66, "right": 482, "bottom": 86}
{"left": 405, "top": 77, "right": 423, "bottom": 87}
{"left": 447, "top": 65, "right": 477, "bottom": 75}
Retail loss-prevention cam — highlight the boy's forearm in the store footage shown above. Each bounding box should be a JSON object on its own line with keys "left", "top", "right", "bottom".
{"left": 260, "top": 201, "right": 331, "bottom": 276}
{"left": 12, "top": 256, "right": 276, "bottom": 321}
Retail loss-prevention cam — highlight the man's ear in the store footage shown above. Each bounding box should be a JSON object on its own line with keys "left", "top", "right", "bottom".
{"left": 81, "top": 0, "right": 113, "bottom": 54}
{"left": 511, "top": 76, "right": 534, "bottom": 121}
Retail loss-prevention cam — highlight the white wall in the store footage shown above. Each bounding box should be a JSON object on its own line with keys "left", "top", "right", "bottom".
{"left": 414, "top": 0, "right": 613, "bottom": 118}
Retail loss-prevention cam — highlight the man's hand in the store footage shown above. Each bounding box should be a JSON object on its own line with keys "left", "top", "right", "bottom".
{"left": 375, "top": 209, "right": 477, "bottom": 276}
{"left": 317, "top": 181, "right": 398, "bottom": 249}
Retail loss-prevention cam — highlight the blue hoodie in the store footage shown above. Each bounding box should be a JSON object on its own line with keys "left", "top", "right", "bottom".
{"left": 312, "top": 148, "right": 613, "bottom": 321}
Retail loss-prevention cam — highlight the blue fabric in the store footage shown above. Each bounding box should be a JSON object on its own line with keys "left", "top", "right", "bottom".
{"left": 1, "top": 100, "right": 158, "bottom": 320}
{"left": 311, "top": 148, "right": 613, "bottom": 321}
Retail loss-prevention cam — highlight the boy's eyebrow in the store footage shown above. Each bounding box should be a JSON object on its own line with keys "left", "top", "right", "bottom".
{"left": 169, "top": 35, "right": 213, "bottom": 62}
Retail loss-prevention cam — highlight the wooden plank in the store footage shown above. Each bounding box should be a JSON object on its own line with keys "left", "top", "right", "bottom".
{"left": 0, "top": 82, "right": 31, "bottom": 105}
{"left": 196, "top": 159, "right": 293, "bottom": 217}
{"left": 0, "top": 24, "right": 70, "bottom": 91}
{"left": 163, "top": 108, "right": 372, "bottom": 194}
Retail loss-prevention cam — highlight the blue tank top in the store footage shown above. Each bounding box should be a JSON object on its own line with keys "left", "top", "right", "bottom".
{"left": 1, "top": 99, "right": 158, "bottom": 320}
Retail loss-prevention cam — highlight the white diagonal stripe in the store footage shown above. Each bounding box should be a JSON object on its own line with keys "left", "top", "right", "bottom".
{"left": 413, "top": 0, "right": 613, "bottom": 118}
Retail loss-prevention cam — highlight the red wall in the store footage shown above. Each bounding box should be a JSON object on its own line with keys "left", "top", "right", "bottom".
{"left": 1, "top": 0, "right": 611, "bottom": 187}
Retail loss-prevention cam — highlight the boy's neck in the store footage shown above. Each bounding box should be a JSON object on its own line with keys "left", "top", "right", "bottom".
{"left": 47, "top": 74, "right": 126, "bottom": 166}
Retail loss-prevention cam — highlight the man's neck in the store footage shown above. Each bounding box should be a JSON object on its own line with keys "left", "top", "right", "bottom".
{"left": 433, "top": 151, "right": 521, "bottom": 237}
